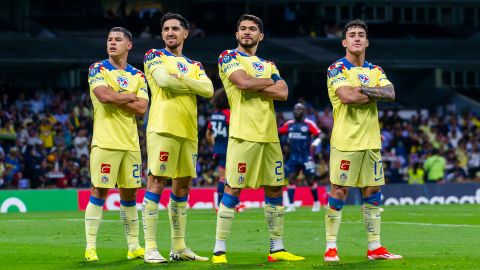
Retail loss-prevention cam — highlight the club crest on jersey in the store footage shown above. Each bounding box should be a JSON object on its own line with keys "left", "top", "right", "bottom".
{"left": 340, "top": 160, "right": 350, "bottom": 171}
{"left": 301, "top": 126, "right": 308, "bottom": 132}
{"left": 147, "top": 52, "right": 156, "bottom": 60}
{"left": 101, "top": 163, "right": 111, "bottom": 174}
{"left": 177, "top": 62, "right": 188, "bottom": 74}
{"left": 339, "top": 172, "right": 348, "bottom": 182}
{"left": 357, "top": 74, "right": 370, "bottom": 85}
{"left": 238, "top": 174, "right": 245, "bottom": 185}
{"left": 160, "top": 163, "right": 166, "bottom": 172}
{"left": 327, "top": 68, "right": 339, "bottom": 78}
{"left": 238, "top": 162, "right": 247, "bottom": 173}
{"left": 101, "top": 175, "right": 109, "bottom": 184}
{"left": 222, "top": 54, "right": 232, "bottom": 64}
{"left": 252, "top": 62, "right": 264, "bottom": 72}
{"left": 89, "top": 67, "right": 99, "bottom": 77}
{"left": 117, "top": 76, "right": 129, "bottom": 88}
{"left": 160, "top": 152, "right": 169, "bottom": 162}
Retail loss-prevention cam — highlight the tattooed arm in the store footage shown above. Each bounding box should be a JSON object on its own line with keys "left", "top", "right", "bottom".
{"left": 360, "top": 84, "right": 395, "bottom": 101}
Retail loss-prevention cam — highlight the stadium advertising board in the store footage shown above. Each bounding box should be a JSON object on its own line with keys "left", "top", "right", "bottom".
{"left": 77, "top": 187, "right": 328, "bottom": 211}
{"left": 0, "top": 189, "right": 78, "bottom": 213}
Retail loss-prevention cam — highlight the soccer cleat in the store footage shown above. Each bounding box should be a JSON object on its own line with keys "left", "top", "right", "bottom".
{"left": 285, "top": 205, "right": 296, "bottom": 212}
{"left": 324, "top": 248, "right": 340, "bottom": 262}
{"left": 127, "top": 247, "right": 145, "bottom": 260}
{"left": 267, "top": 251, "right": 305, "bottom": 262}
{"left": 144, "top": 249, "right": 167, "bottom": 264}
{"left": 235, "top": 202, "right": 247, "bottom": 213}
{"left": 211, "top": 253, "right": 227, "bottom": 264}
{"left": 312, "top": 201, "right": 321, "bottom": 212}
{"left": 169, "top": 247, "right": 209, "bottom": 261}
{"left": 367, "top": 247, "right": 403, "bottom": 260}
{"left": 84, "top": 248, "right": 99, "bottom": 262}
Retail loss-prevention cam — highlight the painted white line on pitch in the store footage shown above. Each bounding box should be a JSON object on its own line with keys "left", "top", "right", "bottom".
{"left": 3, "top": 219, "right": 479, "bottom": 228}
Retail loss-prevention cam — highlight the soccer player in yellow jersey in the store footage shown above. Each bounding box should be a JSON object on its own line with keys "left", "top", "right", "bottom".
{"left": 84, "top": 27, "right": 149, "bottom": 262}
{"left": 141, "top": 13, "right": 213, "bottom": 263}
{"left": 211, "top": 14, "right": 305, "bottom": 264}
{"left": 324, "top": 19, "right": 402, "bottom": 262}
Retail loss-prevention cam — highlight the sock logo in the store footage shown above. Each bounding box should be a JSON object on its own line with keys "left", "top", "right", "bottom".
{"left": 238, "top": 162, "right": 247, "bottom": 173}
{"left": 101, "top": 163, "right": 111, "bottom": 174}
{"left": 340, "top": 160, "right": 350, "bottom": 171}
{"left": 160, "top": 152, "right": 169, "bottom": 161}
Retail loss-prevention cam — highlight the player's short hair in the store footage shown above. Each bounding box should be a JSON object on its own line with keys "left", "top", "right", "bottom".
{"left": 342, "top": 19, "right": 368, "bottom": 39}
{"left": 161, "top": 12, "right": 190, "bottom": 30}
{"left": 237, "top": 14, "right": 263, "bottom": 33}
{"left": 211, "top": 88, "right": 229, "bottom": 110}
{"left": 109, "top": 27, "right": 132, "bottom": 41}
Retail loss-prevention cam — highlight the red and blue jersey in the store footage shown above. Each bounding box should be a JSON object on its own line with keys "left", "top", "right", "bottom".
{"left": 207, "top": 109, "right": 230, "bottom": 154}
{"left": 279, "top": 119, "right": 320, "bottom": 160}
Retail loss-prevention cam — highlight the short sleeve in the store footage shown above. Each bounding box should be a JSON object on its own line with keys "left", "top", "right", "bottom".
{"left": 88, "top": 63, "right": 108, "bottom": 91}
{"left": 144, "top": 49, "right": 166, "bottom": 74}
{"left": 218, "top": 50, "right": 245, "bottom": 79}
{"left": 327, "top": 63, "right": 351, "bottom": 91}
{"left": 374, "top": 65, "right": 392, "bottom": 87}
{"left": 194, "top": 61, "right": 209, "bottom": 81}
{"left": 136, "top": 71, "right": 149, "bottom": 101}
{"left": 270, "top": 61, "right": 283, "bottom": 82}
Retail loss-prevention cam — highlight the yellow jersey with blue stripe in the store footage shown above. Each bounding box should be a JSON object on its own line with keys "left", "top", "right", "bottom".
{"left": 218, "top": 49, "right": 281, "bottom": 143}
{"left": 327, "top": 57, "right": 392, "bottom": 151}
{"left": 144, "top": 48, "right": 207, "bottom": 141}
{"left": 88, "top": 59, "right": 149, "bottom": 151}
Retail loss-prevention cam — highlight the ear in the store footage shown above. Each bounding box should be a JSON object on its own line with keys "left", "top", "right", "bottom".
{"left": 127, "top": 41, "right": 133, "bottom": 50}
{"left": 366, "top": 39, "right": 369, "bottom": 48}
{"left": 184, "top": 30, "right": 189, "bottom": 39}
{"left": 342, "top": 39, "right": 347, "bottom": 48}
{"left": 235, "top": 31, "right": 239, "bottom": 40}
{"left": 258, "top": 32, "right": 264, "bottom": 42}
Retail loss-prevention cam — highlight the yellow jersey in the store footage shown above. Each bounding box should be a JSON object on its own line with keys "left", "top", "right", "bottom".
{"left": 144, "top": 48, "right": 207, "bottom": 141}
{"left": 327, "top": 57, "right": 392, "bottom": 151}
{"left": 218, "top": 49, "right": 281, "bottom": 143}
{"left": 88, "top": 59, "right": 148, "bottom": 151}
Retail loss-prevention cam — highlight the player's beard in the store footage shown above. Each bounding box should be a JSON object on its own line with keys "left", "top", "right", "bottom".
{"left": 166, "top": 42, "right": 181, "bottom": 51}
{"left": 237, "top": 38, "right": 259, "bottom": 49}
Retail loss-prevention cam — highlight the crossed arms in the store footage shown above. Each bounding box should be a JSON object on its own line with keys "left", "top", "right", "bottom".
{"left": 335, "top": 84, "right": 395, "bottom": 105}
{"left": 152, "top": 66, "right": 214, "bottom": 98}
{"left": 93, "top": 86, "right": 148, "bottom": 116}
{"left": 228, "top": 69, "right": 288, "bottom": 101}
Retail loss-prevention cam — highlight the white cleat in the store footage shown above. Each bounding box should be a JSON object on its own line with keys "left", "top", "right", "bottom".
{"left": 144, "top": 249, "right": 167, "bottom": 264}
{"left": 312, "top": 201, "right": 321, "bottom": 212}
{"left": 169, "top": 248, "right": 209, "bottom": 261}
{"left": 285, "top": 205, "right": 296, "bottom": 212}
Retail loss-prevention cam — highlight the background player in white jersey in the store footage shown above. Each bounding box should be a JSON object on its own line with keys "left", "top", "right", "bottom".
{"left": 85, "top": 27, "right": 148, "bottom": 262}
{"left": 212, "top": 14, "right": 305, "bottom": 264}
{"left": 324, "top": 19, "right": 402, "bottom": 262}
{"left": 141, "top": 12, "right": 213, "bottom": 263}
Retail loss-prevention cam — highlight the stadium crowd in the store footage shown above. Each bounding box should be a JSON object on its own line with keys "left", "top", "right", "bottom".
{"left": 0, "top": 88, "right": 479, "bottom": 189}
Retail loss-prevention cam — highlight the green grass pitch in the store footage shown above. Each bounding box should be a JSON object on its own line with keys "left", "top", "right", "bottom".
{"left": 1, "top": 204, "right": 479, "bottom": 269}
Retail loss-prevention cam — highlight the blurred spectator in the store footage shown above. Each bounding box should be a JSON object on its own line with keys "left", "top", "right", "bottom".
{"left": 407, "top": 162, "right": 425, "bottom": 184}
{"left": 467, "top": 143, "right": 480, "bottom": 178}
{"left": 423, "top": 148, "right": 446, "bottom": 183}
{"left": 73, "top": 128, "right": 89, "bottom": 158}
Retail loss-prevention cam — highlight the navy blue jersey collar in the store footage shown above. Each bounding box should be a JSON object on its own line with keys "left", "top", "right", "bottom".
{"left": 160, "top": 48, "right": 193, "bottom": 63}
{"left": 102, "top": 59, "right": 136, "bottom": 75}
{"left": 341, "top": 57, "right": 370, "bottom": 69}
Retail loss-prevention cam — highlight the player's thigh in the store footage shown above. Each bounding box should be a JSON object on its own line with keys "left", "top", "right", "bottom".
{"left": 90, "top": 146, "right": 124, "bottom": 188}
{"left": 358, "top": 149, "right": 385, "bottom": 187}
{"left": 117, "top": 150, "right": 142, "bottom": 188}
{"left": 173, "top": 138, "right": 197, "bottom": 178}
{"left": 260, "top": 142, "right": 287, "bottom": 187}
{"left": 147, "top": 132, "right": 180, "bottom": 177}
{"left": 225, "top": 138, "right": 262, "bottom": 189}
{"left": 329, "top": 147, "right": 364, "bottom": 187}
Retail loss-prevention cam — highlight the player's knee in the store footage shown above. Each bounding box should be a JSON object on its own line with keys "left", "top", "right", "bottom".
{"left": 91, "top": 187, "right": 109, "bottom": 200}
{"left": 332, "top": 187, "right": 348, "bottom": 200}
{"left": 362, "top": 191, "right": 382, "bottom": 206}
{"left": 328, "top": 196, "right": 345, "bottom": 211}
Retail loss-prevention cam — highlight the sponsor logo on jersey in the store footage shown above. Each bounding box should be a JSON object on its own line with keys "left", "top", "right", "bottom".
{"left": 177, "top": 62, "right": 188, "bottom": 74}
{"left": 101, "top": 163, "right": 111, "bottom": 174}
{"left": 117, "top": 76, "right": 129, "bottom": 88}
{"left": 301, "top": 126, "right": 308, "bottom": 132}
{"left": 252, "top": 62, "right": 264, "bottom": 72}
{"left": 238, "top": 162, "right": 247, "bottom": 173}
{"left": 329, "top": 77, "right": 347, "bottom": 86}
{"left": 340, "top": 160, "right": 350, "bottom": 171}
{"left": 160, "top": 152, "right": 169, "bottom": 162}
{"left": 101, "top": 175, "right": 109, "bottom": 184}
{"left": 327, "top": 67, "right": 340, "bottom": 78}
{"left": 357, "top": 74, "right": 370, "bottom": 85}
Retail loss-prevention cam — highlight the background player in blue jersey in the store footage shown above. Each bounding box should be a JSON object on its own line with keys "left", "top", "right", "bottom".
{"left": 279, "top": 103, "right": 322, "bottom": 212}
{"left": 206, "top": 88, "right": 230, "bottom": 207}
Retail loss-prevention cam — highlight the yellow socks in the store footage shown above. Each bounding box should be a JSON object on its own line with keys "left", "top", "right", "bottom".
{"left": 120, "top": 200, "right": 140, "bottom": 251}
{"left": 85, "top": 196, "right": 104, "bottom": 250}
{"left": 168, "top": 194, "right": 188, "bottom": 252}
{"left": 142, "top": 191, "right": 160, "bottom": 251}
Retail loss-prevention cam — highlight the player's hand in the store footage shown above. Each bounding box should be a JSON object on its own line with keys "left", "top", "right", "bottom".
{"left": 125, "top": 93, "right": 137, "bottom": 102}
{"left": 170, "top": 73, "right": 179, "bottom": 79}
{"left": 353, "top": 86, "right": 362, "bottom": 92}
